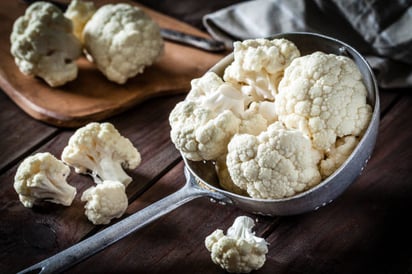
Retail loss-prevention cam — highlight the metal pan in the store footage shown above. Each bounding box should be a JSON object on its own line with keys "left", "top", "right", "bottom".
{"left": 18, "top": 32, "right": 380, "bottom": 274}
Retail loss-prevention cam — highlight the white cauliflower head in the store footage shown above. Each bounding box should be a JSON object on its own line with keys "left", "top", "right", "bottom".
{"left": 169, "top": 72, "right": 275, "bottom": 161}
{"left": 10, "top": 1, "right": 82, "bottom": 87}
{"left": 275, "top": 51, "right": 372, "bottom": 152}
{"left": 186, "top": 72, "right": 250, "bottom": 117}
{"left": 205, "top": 216, "right": 268, "bottom": 273}
{"left": 81, "top": 180, "right": 128, "bottom": 225}
{"left": 226, "top": 122, "right": 322, "bottom": 199}
{"left": 64, "top": 0, "right": 96, "bottom": 43}
{"left": 170, "top": 72, "right": 243, "bottom": 161}
{"left": 61, "top": 122, "right": 141, "bottom": 186}
{"left": 83, "top": 3, "right": 164, "bottom": 84}
{"left": 169, "top": 100, "right": 241, "bottom": 161}
{"left": 224, "top": 38, "right": 300, "bottom": 101}
{"left": 14, "top": 152, "right": 77, "bottom": 208}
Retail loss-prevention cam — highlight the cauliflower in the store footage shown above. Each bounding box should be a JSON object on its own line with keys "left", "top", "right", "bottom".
{"left": 61, "top": 122, "right": 141, "bottom": 186}
{"left": 275, "top": 51, "right": 372, "bottom": 152}
{"left": 14, "top": 152, "right": 76, "bottom": 208}
{"left": 239, "top": 101, "right": 277, "bottom": 135}
{"left": 10, "top": 1, "right": 82, "bottom": 87}
{"left": 64, "top": 0, "right": 96, "bottom": 43}
{"left": 226, "top": 122, "right": 322, "bottom": 199}
{"left": 83, "top": 3, "right": 164, "bottom": 84}
{"left": 224, "top": 38, "right": 300, "bottom": 101}
{"left": 169, "top": 73, "right": 242, "bottom": 161}
{"left": 205, "top": 216, "right": 268, "bottom": 273}
{"left": 169, "top": 72, "right": 274, "bottom": 161}
{"left": 81, "top": 180, "right": 128, "bottom": 225}
{"left": 170, "top": 100, "right": 240, "bottom": 161}
{"left": 170, "top": 38, "right": 373, "bottom": 200}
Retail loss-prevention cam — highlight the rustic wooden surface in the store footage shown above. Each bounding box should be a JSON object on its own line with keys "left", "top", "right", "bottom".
{"left": 0, "top": 0, "right": 225, "bottom": 127}
{"left": 1, "top": 1, "right": 412, "bottom": 274}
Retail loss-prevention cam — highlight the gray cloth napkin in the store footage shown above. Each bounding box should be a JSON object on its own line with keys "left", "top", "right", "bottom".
{"left": 203, "top": 0, "right": 412, "bottom": 89}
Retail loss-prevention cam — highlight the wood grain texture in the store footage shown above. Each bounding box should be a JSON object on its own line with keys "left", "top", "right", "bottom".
{"left": 68, "top": 161, "right": 277, "bottom": 274}
{"left": 1, "top": 1, "right": 412, "bottom": 273}
{"left": 0, "top": 95, "right": 184, "bottom": 273}
{"left": 0, "top": 92, "right": 58, "bottom": 172}
{"left": 0, "top": 0, "right": 226, "bottom": 127}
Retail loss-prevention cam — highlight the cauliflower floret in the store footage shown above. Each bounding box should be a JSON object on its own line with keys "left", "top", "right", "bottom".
{"left": 185, "top": 71, "right": 227, "bottom": 102}
{"left": 169, "top": 72, "right": 276, "bottom": 161}
{"left": 61, "top": 122, "right": 141, "bottom": 186}
{"left": 275, "top": 51, "right": 372, "bottom": 152}
{"left": 205, "top": 216, "right": 268, "bottom": 273}
{"left": 10, "top": 1, "right": 82, "bottom": 87}
{"left": 224, "top": 38, "right": 300, "bottom": 101}
{"left": 64, "top": 0, "right": 96, "bottom": 43}
{"left": 14, "top": 152, "right": 76, "bottom": 208}
{"left": 320, "top": 136, "right": 359, "bottom": 178}
{"left": 169, "top": 100, "right": 241, "bottom": 161}
{"left": 239, "top": 101, "right": 277, "bottom": 135}
{"left": 83, "top": 3, "right": 164, "bottom": 84}
{"left": 188, "top": 72, "right": 251, "bottom": 117}
{"left": 170, "top": 73, "right": 244, "bottom": 161}
{"left": 81, "top": 180, "right": 128, "bottom": 225}
{"left": 226, "top": 122, "right": 322, "bottom": 199}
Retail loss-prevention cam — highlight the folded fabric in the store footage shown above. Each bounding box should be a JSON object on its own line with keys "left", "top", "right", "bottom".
{"left": 203, "top": 0, "right": 412, "bottom": 89}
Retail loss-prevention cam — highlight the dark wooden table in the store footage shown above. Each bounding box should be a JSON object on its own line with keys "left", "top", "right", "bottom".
{"left": 1, "top": 1, "right": 412, "bottom": 274}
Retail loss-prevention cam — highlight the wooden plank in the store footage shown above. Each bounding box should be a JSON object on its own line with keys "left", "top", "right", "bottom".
{"left": 0, "top": 92, "right": 58, "bottom": 172}
{"left": 0, "top": 0, "right": 226, "bottom": 127}
{"left": 0, "top": 95, "right": 183, "bottom": 273}
{"left": 68, "top": 161, "right": 277, "bottom": 273}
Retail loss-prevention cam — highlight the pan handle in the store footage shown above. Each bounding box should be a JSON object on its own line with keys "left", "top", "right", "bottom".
{"left": 17, "top": 167, "right": 230, "bottom": 274}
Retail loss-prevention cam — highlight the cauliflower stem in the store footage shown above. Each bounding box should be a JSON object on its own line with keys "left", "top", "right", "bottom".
{"left": 61, "top": 122, "right": 141, "bottom": 187}
{"left": 74, "top": 155, "right": 134, "bottom": 185}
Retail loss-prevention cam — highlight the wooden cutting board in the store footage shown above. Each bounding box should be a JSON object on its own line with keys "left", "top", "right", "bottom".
{"left": 0, "top": 0, "right": 227, "bottom": 127}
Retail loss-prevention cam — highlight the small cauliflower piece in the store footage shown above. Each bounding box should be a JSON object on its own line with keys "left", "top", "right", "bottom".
{"left": 191, "top": 72, "right": 250, "bottom": 117}
{"left": 169, "top": 72, "right": 274, "bottom": 161}
{"left": 83, "top": 3, "right": 164, "bottom": 84}
{"left": 227, "top": 122, "right": 322, "bottom": 199}
{"left": 185, "top": 71, "right": 227, "bottom": 102}
{"left": 275, "top": 51, "right": 372, "bottom": 152}
{"left": 10, "top": 1, "right": 82, "bottom": 87}
{"left": 169, "top": 100, "right": 241, "bottom": 161}
{"left": 205, "top": 216, "right": 268, "bottom": 273}
{"left": 224, "top": 38, "right": 300, "bottom": 101}
{"left": 64, "top": 0, "right": 96, "bottom": 43}
{"left": 61, "top": 122, "right": 141, "bottom": 186}
{"left": 14, "top": 152, "right": 76, "bottom": 208}
{"left": 169, "top": 73, "right": 245, "bottom": 161}
{"left": 81, "top": 180, "right": 128, "bottom": 225}
{"left": 239, "top": 101, "right": 277, "bottom": 135}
